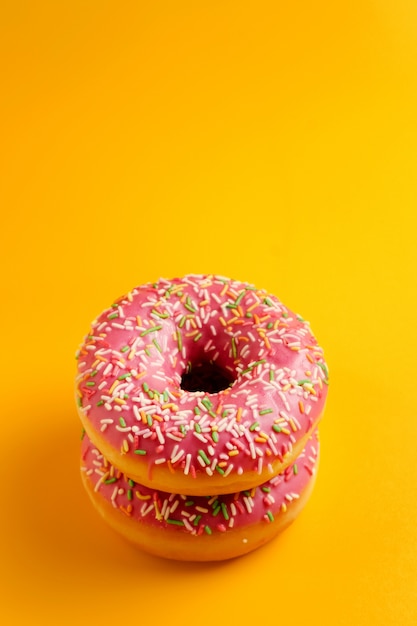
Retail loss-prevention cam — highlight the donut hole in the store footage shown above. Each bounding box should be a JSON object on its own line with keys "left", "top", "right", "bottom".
{"left": 180, "top": 361, "right": 234, "bottom": 394}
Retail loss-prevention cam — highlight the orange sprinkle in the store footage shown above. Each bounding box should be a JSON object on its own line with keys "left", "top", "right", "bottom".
{"left": 255, "top": 436, "right": 268, "bottom": 443}
{"left": 247, "top": 302, "right": 259, "bottom": 312}
{"left": 114, "top": 397, "right": 126, "bottom": 405}
{"left": 136, "top": 316, "right": 142, "bottom": 327}
{"left": 228, "top": 449, "right": 239, "bottom": 457}
{"left": 239, "top": 336, "right": 249, "bottom": 342}
{"left": 109, "top": 379, "right": 120, "bottom": 395}
{"left": 122, "top": 439, "right": 129, "bottom": 453}
{"left": 140, "top": 410, "right": 147, "bottom": 424}
{"left": 219, "top": 316, "right": 227, "bottom": 327}
{"left": 282, "top": 384, "right": 291, "bottom": 392}
{"left": 167, "top": 460, "right": 176, "bottom": 474}
{"left": 298, "top": 400, "right": 305, "bottom": 414}
{"left": 281, "top": 502, "right": 287, "bottom": 513}
{"left": 199, "top": 299, "right": 209, "bottom": 307}
{"left": 134, "top": 370, "right": 147, "bottom": 380}
{"left": 236, "top": 407, "right": 243, "bottom": 422}
{"left": 306, "top": 353, "right": 314, "bottom": 363}
{"left": 289, "top": 419, "right": 298, "bottom": 432}
{"left": 120, "top": 505, "right": 133, "bottom": 517}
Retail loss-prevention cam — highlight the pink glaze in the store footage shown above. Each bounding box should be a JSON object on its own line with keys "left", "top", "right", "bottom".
{"left": 76, "top": 275, "right": 328, "bottom": 487}
{"left": 81, "top": 430, "right": 319, "bottom": 535}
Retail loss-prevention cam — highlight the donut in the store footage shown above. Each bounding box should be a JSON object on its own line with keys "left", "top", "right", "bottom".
{"left": 81, "top": 430, "right": 319, "bottom": 561}
{"left": 75, "top": 274, "right": 328, "bottom": 495}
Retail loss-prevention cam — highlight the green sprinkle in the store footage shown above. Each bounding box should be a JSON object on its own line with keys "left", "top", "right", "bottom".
{"left": 194, "top": 406, "right": 201, "bottom": 415}
{"left": 166, "top": 519, "right": 185, "bottom": 526}
{"left": 193, "top": 515, "right": 202, "bottom": 526}
{"left": 221, "top": 502, "right": 229, "bottom": 521}
{"left": 226, "top": 302, "right": 238, "bottom": 309}
{"left": 152, "top": 309, "right": 169, "bottom": 319}
{"left": 266, "top": 510, "right": 275, "bottom": 522}
{"left": 282, "top": 312, "right": 289, "bottom": 318}
{"left": 240, "top": 359, "right": 266, "bottom": 375}
{"left": 153, "top": 339, "right": 162, "bottom": 353}
{"left": 127, "top": 489, "right": 133, "bottom": 501}
{"left": 140, "top": 325, "right": 162, "bottom": 336}
{"left": 259, "top": 408, "right": 273, "bottom": 415}
{"left": 120, "top": 345, "right": 130, "bottom": 353}
{"left": 85, "top": 381, "right": 95, "bottom": 387}
{"left": 202, "top": 398, "right": 213, "bottom": 410}
{"left": 204, "top": 525, "right": 212, "bottom": 535}
{"left": 231, "top": 336, "right": 237, "bottom": 358}
{"left": 194, "top": 423, "right": 202, "bottom": 433}
{"left": 264, "top": 297, "right": 274, "bottom": 306}
{"left": 221, "top": 410, "right": 229, "bottom": 418}
{"left": 185, "top": 500, "right": 194, "bottom": 507}
{"left": 215, "top": 465, "right": 225, "bottom": 475}
{"left": 177, "top": 330, "right": 183, "bottom": 351}
{"left": 293, "top": 463, "right": 298, "bottom": 475}
{"left": 80, "top": 428, "right": 86, "bottom": 440}
{"left": 143, "top": 382, "right": 149, "bottom": 392}
{"left": 90, "top": 370, "right": 98, "bottom": 377}
{"left": 213, "top": 505, "right": 221, "bottom": 516}
{"left": 96, "top": 400, "right": 104, "bottom": 406}
{"left": 119, "top": 417, "right": 127, "bottom": 428}
{"left": 118, "top": 372, "right": 132, "bottom": 380}
{"left": 179, "top": 315, "right": 186, "bottom": 328}
{"left": 211, "top": 431, "right": 219, "bottom": 443}
{"left": 108, "top": 312, "right": 119, "bottom": 319}
{"left": 77, "top": 397, "right": 83, "bottom": 407}
{"left": 128, "top": 479, "right": 135, "bottom": 487}
{"left": 261, "top": 486, "right": 271, "bottom": 493}
{"left": 269, "top": 369, "right": 275, "bottom": 381}
{"left": 193, "top": 332, "right": 202, "bottom": 342}
{"left": 267, "top": 322, "right": 274, "bottom": 329}
{"left": 249, "top": 421, "right": 260, "bottom": 431}
{"left": 245, "top": 312, "right": 253, "bottom": 318}
{"left": 272, "top": 424, "right": 282, "bottom": 433}
{"left": 184, "top": 297, "right": 196, "bottom": 313}
{"left": 298, "top": 379, "right": 312, "bottom": 385}
{"left": 146, "top": 414, "right": 153, "bottom": 426}
{"left": 104, "top": 477, "right": 117, "bottom": 484}
{"left": 134, "top": 449, "right": 147, "bottom": 455}
{"left": 235, "top": 290, "right": 246, "bottom": 305}
{"left": 296, "top": 314, "right": 305, "bottom": 321}
{"left": 198, "top": 450, "right": 210, "bottom": 465}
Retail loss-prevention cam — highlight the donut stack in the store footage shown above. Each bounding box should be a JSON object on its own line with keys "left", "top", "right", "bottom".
{"left": 75, "top": 275, "right": 329, "bottom": 561}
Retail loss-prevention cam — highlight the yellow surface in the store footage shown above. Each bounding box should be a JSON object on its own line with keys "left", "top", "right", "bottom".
{"left": 1, "top": 1, "right": 417, "bottom": 624}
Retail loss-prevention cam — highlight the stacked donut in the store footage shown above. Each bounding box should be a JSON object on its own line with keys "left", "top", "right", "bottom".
{"left": 75, "top": 274, "right": 328, "bottom": 561}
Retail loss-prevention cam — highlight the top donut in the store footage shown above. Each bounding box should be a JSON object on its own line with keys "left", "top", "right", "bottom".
{"left": 75, "top": 274, "right": 329, "bottom": 495}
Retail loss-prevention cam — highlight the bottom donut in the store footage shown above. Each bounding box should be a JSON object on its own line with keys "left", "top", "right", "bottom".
{"left": 81, "top": 430, "right": 319, "bottom": 562}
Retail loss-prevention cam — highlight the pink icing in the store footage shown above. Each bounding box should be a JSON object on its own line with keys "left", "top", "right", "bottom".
{"left": 81, "top": 430, "right": 319, "bottom": 535}
{"left": 76, "top": 275, "right": 328, "bottom": 487}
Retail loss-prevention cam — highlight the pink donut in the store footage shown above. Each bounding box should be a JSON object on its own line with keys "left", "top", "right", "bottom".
{"left": 81, "top": 430, "right": 319, "bottom": 561}
{"left": 75, "top": 274, "right": 328, "bottom": 495}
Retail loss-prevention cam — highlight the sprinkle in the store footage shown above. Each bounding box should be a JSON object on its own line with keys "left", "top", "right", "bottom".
{"left": 198, "top": 450, "right": 210, "bottom": 465}
{"left": 140, "top": 325, "right": 163, "bottom": 336}
{"left": 134, "top": 449, "right": 147, "bottom": 455}
{"left": 259, "top": 408, "right": 273, "bottom": 415}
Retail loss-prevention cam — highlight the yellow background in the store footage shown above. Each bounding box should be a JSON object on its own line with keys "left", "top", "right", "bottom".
{"left": 1, "top": 1, "right": 417, "bottom": 624}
